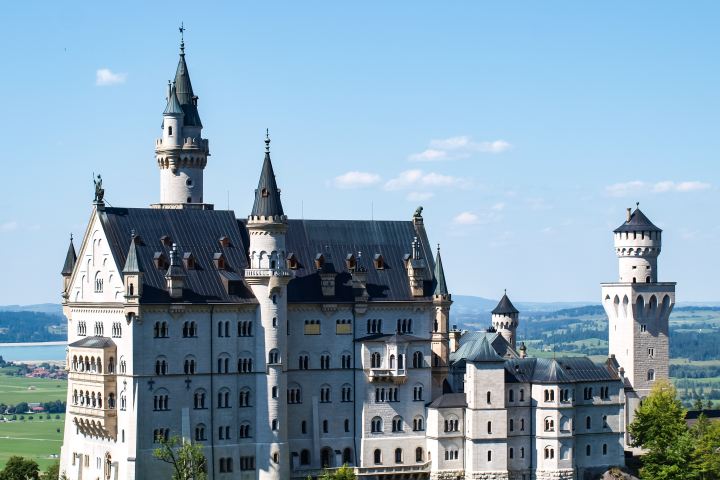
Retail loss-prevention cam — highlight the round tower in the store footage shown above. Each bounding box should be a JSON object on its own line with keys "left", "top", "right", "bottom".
{"left": 244, "top": 133, "right": 291, "bottom": 479}
{"left": 614, "top": 203, "right": 662, "bottom": 283}
{"left": 154, "top": 38, "right": 210, "bottom": 207}
{"left": 491, "top": 291, "right": 519, "bottom": 348}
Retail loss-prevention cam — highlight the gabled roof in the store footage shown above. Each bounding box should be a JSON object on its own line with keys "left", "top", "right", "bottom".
{"left": 467, "top": 336, "right": 505, "bottom": 362}
{"left": 429, "top": 392, "right": 467, "bottom": 409}
{"left": 122, "top": 236, "right": 141, "bottom": 273}
{"left": 173, "top": 49, "right": 202, "bottom": 127}
{"left": 492, "top": 293, "right": 519, "bottom": 315}
{"left": 100, "top": 207, "right": 254, "bottom": 304}
{"left": 61, "top": 237, "right": 77, "bottom": 276}
{"left": 503, "top": 357, "right": 620, "bottom": 384}
{"left": 69, "top": 336, "right": 115, "bottom": 349}
{"left": 273, "top": 218, "right": 436, "bottom": 302}
{"left": 250, "top": 136, "right": 284, "bottom": 218}
{"left": 433, "top": 247, "right": 448, "bottom": 296}
{"left": 450, "top": 331, "right": 518, "bottom": 363}
{"left": 614, "top": 207, "right": 661, "bottom": 233}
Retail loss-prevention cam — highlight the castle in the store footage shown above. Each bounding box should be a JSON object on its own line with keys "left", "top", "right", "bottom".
{"left": 58, "top": 38, "right": 675, "bottom": 480}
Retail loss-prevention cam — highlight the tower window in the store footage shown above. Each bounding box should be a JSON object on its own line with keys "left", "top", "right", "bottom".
{"left": 168, "top": 126, "right": 173, "bottom": 136}
{"left": 186, "top": 178, "right": 193, "bottom": 187}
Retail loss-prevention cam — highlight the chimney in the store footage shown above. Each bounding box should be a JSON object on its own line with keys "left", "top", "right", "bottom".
{"left": 626, "top": 207, "right": 632, "bottom": 222}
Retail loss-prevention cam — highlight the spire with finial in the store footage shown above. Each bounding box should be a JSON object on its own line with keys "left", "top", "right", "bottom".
{"left": 433, "top": 244, "right": 449, "bottom": 296}
{"left": 179, "top": 22, "right": 185, "bottom": 54}
{"left": 61, "top": 234, "right": 77, "bottom": 276}
{"left": 123, "top": 230, "right": 141, "bottom": 274}
{"left": 173, "top": 24, "right": 202, "bottom": 127}
{"left": 250, "top": 130, "right": 285, "bottom": 219}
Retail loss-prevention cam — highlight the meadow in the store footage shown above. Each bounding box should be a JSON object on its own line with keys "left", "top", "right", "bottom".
{"left": 0, "top": 374, "right": 66, "bottom": 406}
{"left": 0, "top": 414, "right": 64, "bottom": 471}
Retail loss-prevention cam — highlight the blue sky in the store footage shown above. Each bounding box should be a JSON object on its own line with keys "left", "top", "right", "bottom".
{"left": 1, "top": 1, "right": 718, "bottom": 304}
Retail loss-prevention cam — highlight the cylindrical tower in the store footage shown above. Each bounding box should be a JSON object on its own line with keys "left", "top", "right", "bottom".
{"left": 614, "top": 204, "right": 662, "bottom": 283}
{"left": 491, "top": 291, "right": 519, "bottom": 348}
{"left": 244, "top": 133, "right": 291, "bottom": 479}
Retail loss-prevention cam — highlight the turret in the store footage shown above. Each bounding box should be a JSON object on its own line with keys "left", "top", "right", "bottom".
{"left": 406, "top": 236, "right": 427, "bottom": 297}
{"left": 154, "top": 36, "right": 210, "bottom": 208}
{"left": 244, "top": 132, "right": 291, "bottom": 479}
{"left": 431, "top": 245, "right": 453, "bottom": 397}
{"left": 491, "top": 291, "right": 519, "bottom": 349}
{"left": 61, "top": 234, "right": 77, "bottom": 299}
{"left": 164, "top": 244, "right": 185, "bottom": 299}
{"left": 613, "top": 203, "right": 662, "bottom": 284}
{"left": 122, "top": 232, "right": 143, "bottom": 322}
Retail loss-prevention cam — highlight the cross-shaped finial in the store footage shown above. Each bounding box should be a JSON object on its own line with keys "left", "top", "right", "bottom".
{"left": 70, "top": 233, "right": 73, "bottom": 242}
{"left": 265, "top": 129, "right": 271, "bottom": 153}
{"left": 179, "top": 23, "right": 186, "bottom": 52}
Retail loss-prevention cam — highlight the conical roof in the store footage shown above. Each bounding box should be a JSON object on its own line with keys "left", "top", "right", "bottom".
{"left": 122, "top": 235, "right": 141, "bottom": 273}
{"left": 433, "top": 247, "right": 448, "bottom": 296}
{"left": 61, "top": 236, "right": 77, "bottom": 276}
{"left": 251, "top": 135, "right": 285, "bottom": 218}
{"left": 614, "top": 207, "right": 661, "bottom": 233}
{"left": 174, "top": 48, "right": 202, "bottom": 127}
{"left": 163, "top": 84, "right": 184, "bottom": 116}
{"left": 492, "top": 293, "right": 519, "bottom": 315}
{"left": 468, "top": 336, "right": 505, "bottom": 362}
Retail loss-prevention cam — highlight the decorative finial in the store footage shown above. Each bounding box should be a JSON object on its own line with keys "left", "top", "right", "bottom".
{"left": 636, "top": 201, "right": 640, "bottom": 209}
{"left": 70, "top": 233, "right": 73, "bottom": 242}
{"left": 437, "top": 243, "right": 440, "bottom": 252}
{"left": 265, "top": 129, "right": 271, "bottom": 153}
{"left": 131, "top": 229, "right": 136, "bottom": 239}
{"left": 504, "top": 288, "right": 507, "bottom": 295}
{"left": 179, "top": 23, "right": 185, "bottom": 53}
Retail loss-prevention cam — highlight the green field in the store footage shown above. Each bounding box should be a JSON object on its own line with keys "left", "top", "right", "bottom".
{"left": 0, "top": 414, "right": 64, "bottom": 471}
{"left": 0, "top": 375, "right": 66, "bottom": 406}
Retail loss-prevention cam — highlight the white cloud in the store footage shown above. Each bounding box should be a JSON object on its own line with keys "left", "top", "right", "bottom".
{"left": 96, "top": 68, "right": 127, "bottom": 86}
{"left": 490, "top": 202, "right": 505, "bottom": 211}
{"left": 410, "top": 136, "right": 512, "bottom": 161}
{"left": 332, "top": 171, "right": 381, "bottom": 189}
{"left": 453, "top": 212, "right": 479, "bottom": 225}
{"left": 384, "top": 169, "right": 469, "bottom": 190}
{"left": 606, "top": 180, "right": 711, "bottom": 197}
{"left": 406, "top": 191, "right": 435, "bottom": 202}
{"left": 0, "top": 221, "right": 18, "bottom": 232}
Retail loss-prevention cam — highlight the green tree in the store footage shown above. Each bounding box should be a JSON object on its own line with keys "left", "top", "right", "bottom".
{"left": 0, "top": 456, "right": 40, "bottom": 480}
{"left": 628, "top": 380, "right": 697, "bottom": 480}
{"left": 152, "top": 435, "right": 207, "bottom": 480}
{"left": 690, "top": 415, "right": 720, "bottom": 480}
{"left": 40, "top": 461, "right": 60, "bottom": 480}
{"left": 14, "top": 402, "right": 28, "bottom": 414}
{"left": 318, "top": 464, "right": 356, "bottom": 480}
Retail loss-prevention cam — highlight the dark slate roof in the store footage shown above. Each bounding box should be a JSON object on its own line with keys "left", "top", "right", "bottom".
{"left": 277, "top": 218, "right": 436, "bottom": 302}
{"left": 468, "top": 336, "right": 505, "bottom": 362}
{"left": 614, "top": 208, "right": 661, "bottom": 233}
{"left": 450, "top": 331, "right": 517, "bottom": 363}
{"left": 174, "top": 50, "right": 202, "bottom": 127}
{"left": 163, "top": 84, "right": 184, "bottom": 116}
{"left": 356, "top": 333, "right": 428, "bottom": 343}
{"left": 686, "top": 409, "right": 720, "bottom": 426}
{"left": 100, "top": 207, "right": 255, "bottom": 304}
{"left": 122, "top": 236, "right": 141, "bottom": 273}
{"left": 69, "top": 336, "right": 115, "bottom": 349}
{"left": 429, "top": 392, "right": 467, "bottom": 408}
{"left": 250, "top": 138, "right": 284, "bottom": 218}
{"left": 503, "top": 357, "right": 620, "bottom": 384}
{"left": 61, "top": 237, "right": 77, "bottom": 276}
{"left": 492, "top": 293, "right": 519, "bottom": 315}
{"left": 433, "top": 248, "right": 448, "bottom": 296}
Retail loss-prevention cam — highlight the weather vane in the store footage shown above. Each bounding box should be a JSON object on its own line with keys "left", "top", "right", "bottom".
{"left": 179, "top": 22, "right": 185, "bottom": 52}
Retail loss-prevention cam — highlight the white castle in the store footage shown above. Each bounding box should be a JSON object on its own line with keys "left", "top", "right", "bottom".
{"left": 58, "top": 39, "right": 675, "bottom": 480}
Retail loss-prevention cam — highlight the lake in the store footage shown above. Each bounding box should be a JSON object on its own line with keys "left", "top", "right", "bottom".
{"left": 0, "top": 343, "right": 67, "bottom": 362}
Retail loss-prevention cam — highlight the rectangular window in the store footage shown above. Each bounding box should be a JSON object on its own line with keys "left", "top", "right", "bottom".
{"left": 648, "top": 348, "right": 654, "bottom": 358}
{"left": 304, "top": 320, "right": 321, "bottom": 335}
{"left": 640, "top": 324, "right": 647, "bottom": 332}
{"left": 336, "top": 319, "right": 352, "bottom": 335}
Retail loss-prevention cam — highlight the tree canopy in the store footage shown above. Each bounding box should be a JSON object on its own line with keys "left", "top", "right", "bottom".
{"left": 152, "top": 435, "right": 207, "bottom": 480}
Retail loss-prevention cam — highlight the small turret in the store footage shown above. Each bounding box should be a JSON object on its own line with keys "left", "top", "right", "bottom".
{"left": 250, "top": 131, "right": 285, "bottom": 222}
{"left": 431, "top": 245, "right": 453, "bottom": 398}
{"left": 491, "top": 291, "right": 519, "bottom": 349}
{"left": 122, "top": 232, "right": 143, "bottom": 301}
{"left": 613, "top": 203, "right": 662, "bottom": 283}
{"left": 165, "top": 244, "right": 186, "bottom": 298}
{"left": 406, "top": 236, "right": 427, "bottom": 297}
{"left": 61, "top": 234, "right": 77, "bottom": 298}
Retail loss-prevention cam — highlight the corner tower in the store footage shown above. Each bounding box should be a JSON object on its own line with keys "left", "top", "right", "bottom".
{"left": 244, "top": 133, "right": 291, "bottom": 479}
{"left": 491, "top": 291, "right": 519, "bottom": 349}
{"left": 601, "top": 205, "right": 675, "bottom": 444}
{"left": 431, "top": 245, "right": 452, "bottom": 398}
{"left": 153, "top": 35, "right": 211, "bottom": 209}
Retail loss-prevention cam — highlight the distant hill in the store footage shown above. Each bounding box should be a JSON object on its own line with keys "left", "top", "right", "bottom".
{"left": 0, "top": 304, "right": 63, "bottom": 315}
{"left": 0, "top": 310, "right": 66, "bottom": 343}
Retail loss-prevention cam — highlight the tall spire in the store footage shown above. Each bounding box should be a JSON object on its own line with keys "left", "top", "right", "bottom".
{"left": 122, "top": 231, "right": 141, "bottom": 274}
{"left": 61, "top": 234, "right": 77, "bottom": 276}
{"left": 173, "top": 25, "right": 202, "bottom": 127}
{"left": 251, "top": 131, "right": 285, "bottom": 218}
{"left": 433, "top": 244, "right": 449, "bottom": 296}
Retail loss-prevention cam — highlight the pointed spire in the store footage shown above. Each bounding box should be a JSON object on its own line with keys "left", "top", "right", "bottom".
{"left": 163, "top": 82, "right": 184, "bottom": 116}
{"left": 492, "top": 291, "right": 519, "bottom": 315}
{"left": 173, "top": 27, "right": 202, "bottom": 127}
{"left": 122, "top": 231, "right": 141, "bottom": 274}
{"left": 61, "top": 234, "right": 77, "bottom": 276}
{"left": 251, "top": 131, "right": 285, "bottom": 218}
{"left": 433, "top": 244, "right": 449, "bottom": 296}
{"left": 614, "top": 205, "right": 661, "bottom": 233}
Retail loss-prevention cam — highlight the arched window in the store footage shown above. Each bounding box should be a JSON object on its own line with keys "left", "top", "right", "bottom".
{"left": 239, "top": 388, "right": 251, "bottom": 407}
{"left": 217, "top": 388, "right": 230, "bottom": 408}
{"left": 300, "top": 449, "right": 310, "bottom": 465}
{"left": 412, "top": 351, "right": 424, "bottom": 368}
{"left": 415, "top": 447, "right": 423, "bottom": 462}
{"left": 371, "top": 417, "right": 383, "bottom": 433}
{"left": 413, "top": 384, "right": 424, "bottom": 401}
{"left": 487, "top": 450, "right": 492, "bottom": 462}
{"left": 389, "top": 354, "right": 395, "bottom": 369}
{"left": 301, "top": 420, "right": 307, "bottom": 434}
{"left": 268, "top": 349, "right": 280, "bottom": 365}
{"left": 322, "top": 419, "right": 328, "bottom": 433}
{"left": 395, "top": 448, "right": 403, "bottom": 464}
{"left": 586, "top": 444, "right": 591, "bottom": 456}
{"left": 298, "top": 353, "right": 309, "bottom": 370}
{"left": 486, "top": 391, "right": 491, "bottom": 403}
{"left": 647, "top": 369, "right": 655, "bottom": 381}
{"left": 194, "top": 423, "right": 206, "bottom": 441}
{"left": 343, "top": 448, "right": 352, "bottom": 465}
{"left": 320, "top": 385, "right": 331, "bottom": 403}
{"left": 392, "top": 416, "right": 403, "bottom": 432}
{"left": 586, "top": 416, "right": 592, "bottom": 429}
{"left": 371, "top": 352, "right": 381, "bottom": 368}
{"left": 321, "top": 447, "right": 332, "bottom": 468}
{"left": 413, "top": 415, "right": 424, "bottom": 431}
{"left": 374, "top": 449, "right": 382, "bottom": 464}
{"left": 239, "top": 422, "right": 251, "bottom": 438}
{"left": 544, "top": 446, "right": 554, "bottom": 459}
{"left": 545, "top": 417, "right": 555, "bottom": 432}
{"left": 168, "top": 125, "right": 173, "bottom": 136}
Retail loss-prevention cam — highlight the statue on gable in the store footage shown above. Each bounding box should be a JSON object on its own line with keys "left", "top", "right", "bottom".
{"left": 94, "top": 174, "right": 105, "bottom": 203}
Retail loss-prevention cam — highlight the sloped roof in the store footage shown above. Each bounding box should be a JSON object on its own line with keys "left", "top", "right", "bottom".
{"left": 174, "top": 50, "right": 202, "bottom": 127}
{"left": 278, "top": 218, "right": 436, "bottom": 302}
{"left": 468, "top": 336, "right": 505, "bottom": 362}
{"left": 356, "top": 333, "right": 428, "bottom": 343}
{"left": 69, "top": 336, "right": 115, "bottom": 349}
{"left": 250, "top": 142, "right": 284, "bottom": 218}
{"left": 433, "top": 248, "right": 448, "bottom": 296}
{"left": 100, "top": 207, "right": 254, "bottom": 304}
{"left": 122, "top": 236, "right": 141, "bottom": 273}
{"left": 62, "top": 237, "right": 77, "bottom": 276}
{"left": 614, "top": 207, "right": 661, "bottom": 233}
{"left": 450, "top": 331, "right": 517, "bottom": 363}
{"left": 429, "top": 392, "right": 467, "bottom": 408}
{"left": 163, "top": 84, "right": 184, "bottom": 116}
{"left": 503, "top": 357, "right": 620, "bottom": 384}
{"left": 492, "top": 293, "right": 519, "bottom": 315}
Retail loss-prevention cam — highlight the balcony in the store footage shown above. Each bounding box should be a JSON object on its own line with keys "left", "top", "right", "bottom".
{"left": 70, "top": 407, "right": 117, "bottom": 439}
{"left": 368, "top": 368, "right": 407, "bottom": 383}
{"left": 68, "top": 370, "right": 116, "bottom": 385}
{"left": 244, "top": 268, "right": 293, "bottom": 278}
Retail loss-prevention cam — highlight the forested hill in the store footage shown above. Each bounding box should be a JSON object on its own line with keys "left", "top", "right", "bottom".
{"left": 0, "top": 311, "right": 66, "bottom": 343}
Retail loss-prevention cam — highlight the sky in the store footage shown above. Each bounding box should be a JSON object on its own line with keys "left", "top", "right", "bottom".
{"left": 1, "top": 1, "right": 718, "bottom": 305}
